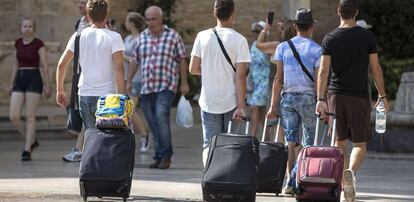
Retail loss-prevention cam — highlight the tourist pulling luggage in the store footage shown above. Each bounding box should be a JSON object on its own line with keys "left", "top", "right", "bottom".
{"left": 296, "top": 113, "right": 344, "bottom": 202}
{"left": 202, "top": 118, "right": 259, "bottom": 202}
{"left": 256, "top": 117, "right": 288, "bottom": 195}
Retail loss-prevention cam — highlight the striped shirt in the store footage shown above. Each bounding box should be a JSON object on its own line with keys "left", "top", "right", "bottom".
{"left": 132, "top": 26, "right": 186, "bottom": 94}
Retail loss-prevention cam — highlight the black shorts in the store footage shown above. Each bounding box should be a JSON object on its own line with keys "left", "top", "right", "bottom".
{"left": 328, "top": 94, "right": 371, "bottom": 143}
{"left": 12, "top": 69, "right": 43, "bottom": 94}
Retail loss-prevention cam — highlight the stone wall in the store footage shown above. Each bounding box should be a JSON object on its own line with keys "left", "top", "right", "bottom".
{"left": 0, "top": 0, "right": 338, "bottom": 106}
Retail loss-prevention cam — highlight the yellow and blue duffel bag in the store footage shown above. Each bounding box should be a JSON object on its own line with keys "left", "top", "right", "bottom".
{"left": 95, "top": 94, "right": 134, "bottom": 129}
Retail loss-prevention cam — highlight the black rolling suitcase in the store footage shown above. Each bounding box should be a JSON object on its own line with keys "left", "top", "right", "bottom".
{"left": 79, "top": 128, "right": 135, "bottom": 202}
{"left": 256, "top": 117, "right": 288, "bottom": 195}
{"left": 202, "top": 118, "right": 259, "bottom": 202}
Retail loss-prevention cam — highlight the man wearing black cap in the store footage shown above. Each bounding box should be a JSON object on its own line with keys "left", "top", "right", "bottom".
{"left": 266, "top": 8, "right": 321, "bottom": 195}
{"left": 316, "top": 0, "right": 389, "bottom": 201}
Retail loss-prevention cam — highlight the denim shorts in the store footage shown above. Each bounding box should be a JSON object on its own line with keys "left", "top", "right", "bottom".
{"left": 280, "top": 92, "right": 316, "bottom": 147}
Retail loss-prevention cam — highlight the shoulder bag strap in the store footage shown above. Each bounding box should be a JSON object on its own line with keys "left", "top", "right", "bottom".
{"left": 212, "top": 28, "right": 236, "bottom": 72}
{"left": 69, "top": 31, "right": 82, "bottom": 108}
{"left": 287, "top": 40, "right": 315, "bottom": 83}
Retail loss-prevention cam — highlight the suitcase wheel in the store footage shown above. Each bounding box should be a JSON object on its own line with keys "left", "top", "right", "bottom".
{"left": 330, "top": 186, "right": 340, "bottom": 202}
{"left": 82, "top": 195, "right": 87, "bottom": 201}
{"left": 123, "top": 197, "right": 127, "bottom": 202}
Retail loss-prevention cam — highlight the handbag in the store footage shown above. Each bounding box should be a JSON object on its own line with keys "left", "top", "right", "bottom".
{"left": 67, "top": 107, "right": 82, "bottom": 134}
{"left": 66, "top": 31, "right": 83, "bottom": 134}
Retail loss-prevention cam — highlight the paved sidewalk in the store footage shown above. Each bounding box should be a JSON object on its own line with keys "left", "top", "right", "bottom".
{"left": 0, "top": 124, "right": 413, "bottom": 202}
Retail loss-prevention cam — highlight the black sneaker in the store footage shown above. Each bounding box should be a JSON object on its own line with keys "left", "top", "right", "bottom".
{"left": 21, "top": 150, "right": 31, "bottom": 161}
{"left": 31, "top": 140, "right": 39, "bottom": 152}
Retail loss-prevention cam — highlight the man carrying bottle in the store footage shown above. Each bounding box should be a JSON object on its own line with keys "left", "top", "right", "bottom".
{"left": 315, "top": 0, "right": 389, "bottom": 201}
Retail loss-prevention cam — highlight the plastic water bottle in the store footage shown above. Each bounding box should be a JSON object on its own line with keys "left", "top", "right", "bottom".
{"left": 375, "top": 100, "right": 386, "bottom": 133}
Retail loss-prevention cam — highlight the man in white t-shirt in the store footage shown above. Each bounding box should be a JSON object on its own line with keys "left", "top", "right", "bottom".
{"left": 189, "top": 0, "right": 250, "bottom": 164}
{"left": 56, "top": 0, "right": 125, "bottom": 129}
{"left": 61, "top": 0, "right": 92, "bottom": 163}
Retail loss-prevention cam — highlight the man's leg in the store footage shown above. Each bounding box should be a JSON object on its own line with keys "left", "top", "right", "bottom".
{"left": 335, "top": 139, "right": 349, "bottom": 171}
{"left": 349, "top": 142, "right": 367, "bottom": 172}
{"left": 280, "top": 94, "right": 300, "bottom": 194}
{"left": 78, "top": 96, "right": 99, "bottom": 130}
{"left": 140, "top": 93, "right": 162, "bottom": 168}
{"left": 201, "top": 109, "right": 235, "bottom": 166}
{"left": 201, "top": 111, "right": 223, "bottom": 167}
{"left": 153, "top": 90, "right": 175, "bottom": 169}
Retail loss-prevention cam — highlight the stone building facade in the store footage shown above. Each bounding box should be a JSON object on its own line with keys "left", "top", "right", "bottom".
{"left": 0, "top": 0, "right": 338, "bottom": 105}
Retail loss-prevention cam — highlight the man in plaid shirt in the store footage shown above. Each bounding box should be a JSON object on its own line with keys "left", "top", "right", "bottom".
{"left": 127, "top": 6, "right": 189, "bottom": 169}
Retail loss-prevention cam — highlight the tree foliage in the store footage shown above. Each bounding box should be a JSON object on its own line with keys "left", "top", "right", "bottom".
{"left": 359, "top": 0, "right": 414, "bottom": 99}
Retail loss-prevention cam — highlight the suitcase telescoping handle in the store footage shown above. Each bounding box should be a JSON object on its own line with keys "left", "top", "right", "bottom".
{"left": 314, "top": 112, "right": 336, "bottom": 147}
{"left": 227, "top": 117, "right": 250, "bottom": 135}
{"left": 261, "top": 116, "right": 281, "bottom": 143}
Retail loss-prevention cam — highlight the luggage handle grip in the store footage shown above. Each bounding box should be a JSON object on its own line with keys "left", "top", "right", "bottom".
{"left": 314, "top": 113, "right": 336, "bottom": 147}
{"left": 227, "top": 116, "right": 250, "bottom": 135}
{"left": 261, "top": 115, "right": 281, "bottom": 143}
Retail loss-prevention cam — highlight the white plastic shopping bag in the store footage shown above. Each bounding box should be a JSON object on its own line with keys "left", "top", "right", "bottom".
{"left": 176, "top": 95, "right": 194, "bottom": 128}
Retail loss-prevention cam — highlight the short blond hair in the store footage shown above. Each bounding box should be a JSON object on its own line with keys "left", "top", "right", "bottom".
{"left": 86, "top": 0, "right": 108, "bottom": 23}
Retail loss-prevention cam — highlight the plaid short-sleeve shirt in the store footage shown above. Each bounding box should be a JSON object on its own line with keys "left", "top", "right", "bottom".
{"left": 132, "top": 26, "right": 186, "bottom": 94}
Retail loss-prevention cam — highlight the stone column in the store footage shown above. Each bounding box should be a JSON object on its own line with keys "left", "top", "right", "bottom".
{"left": 393, "top": 72, "right": 414, "bottom": 114}
{"left": 368, "top": 72, "right": 414, "bottom": 153}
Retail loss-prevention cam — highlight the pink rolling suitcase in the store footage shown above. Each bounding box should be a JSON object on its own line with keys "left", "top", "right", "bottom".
{"left": 296, "top": 113, "right": 344, "bottom": 202}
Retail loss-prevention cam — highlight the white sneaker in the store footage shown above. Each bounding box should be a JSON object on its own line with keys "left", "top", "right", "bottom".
{"left": 139, "top": 134, "right": 150, "bottom": 153}
{"left": 62, "top": 148, "right": 82, "bottom": 162}
{"left": 343, "top": 169, "right": 356, "bottom": 202}
{"left": 284, "top": 186, "right": 295, "bottom": 195}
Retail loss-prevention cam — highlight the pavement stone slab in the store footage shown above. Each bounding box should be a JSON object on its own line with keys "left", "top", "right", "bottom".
{"left": 0, "top": 124, "right": 413, "bottom": 202}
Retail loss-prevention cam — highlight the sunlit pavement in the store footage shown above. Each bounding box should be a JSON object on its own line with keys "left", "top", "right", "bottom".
{"left": 0, "top": 124, "right": 413, "bottom": 202}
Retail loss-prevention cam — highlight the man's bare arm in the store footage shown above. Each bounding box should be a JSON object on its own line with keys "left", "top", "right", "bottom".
{"left": 179, "top": 58, "right": 190, "bottom": 96}
{"left": 112, "top": 51, "right": 125, "bottom": 94}
{"left": 369, "top": 53, "right": 390, "bottom": 112}
{"left": 189, "top": 56, "right": 201, "bottom": 76}
{"left": 317, "top": 55, "right": 330, "bottom": 100}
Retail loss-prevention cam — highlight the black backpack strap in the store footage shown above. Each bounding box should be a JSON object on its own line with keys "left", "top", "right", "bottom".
{"left": 69, "top": 31, "right": 82, "bottom": 108}
{"left": 287, "top": 40, "right": 315, "bottom": 83}
{"left": 212, "top": 28, "right": 236, "bottom": 72}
